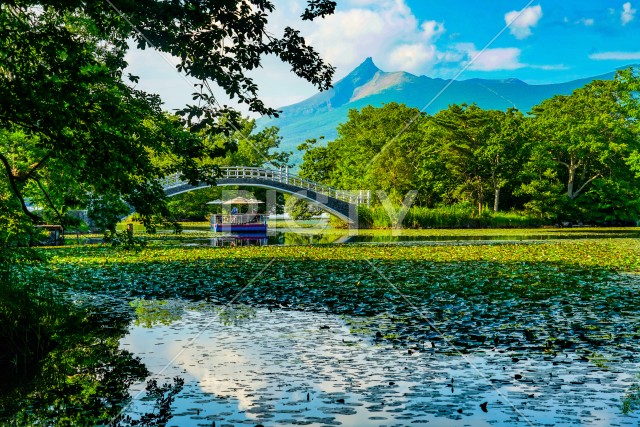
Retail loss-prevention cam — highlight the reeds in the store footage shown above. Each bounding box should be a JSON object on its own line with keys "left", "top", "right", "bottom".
{"left": 357, "top": 205, "right": 544, "bottom": 229}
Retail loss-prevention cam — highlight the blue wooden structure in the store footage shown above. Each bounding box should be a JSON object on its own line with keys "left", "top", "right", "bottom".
{"left": 210, "top": 213, "right": 267, "bottom": 233}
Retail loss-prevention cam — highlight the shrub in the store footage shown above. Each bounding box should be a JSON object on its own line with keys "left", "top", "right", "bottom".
{"left": 365, "top": 204, "right": 545, "bottom": 229}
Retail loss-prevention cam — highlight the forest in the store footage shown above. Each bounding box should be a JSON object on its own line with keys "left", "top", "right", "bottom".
{"left": 298, "top": 69, "right": 640, "bottom": 226}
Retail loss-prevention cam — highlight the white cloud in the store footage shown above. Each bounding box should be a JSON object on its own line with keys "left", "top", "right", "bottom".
{"left": 438, "top": 50, "right": 465, "bottom": 63}
{"left": 347, "top": 0, "right": 380, "bottom": 5}
{"left": 420, "top": 20, "right": 445, "bottom": 40}
{"left": 589, "top": 51, "right": 640, "bottom": 60}
{"left": 124, "top": 43, "right": 202, "bottom": 111}
{"left": 296, "top": 0, "right": 446, "bottom": 76}
{"left": 578, "top": 18, "right": 594, "bottom": 26}
{"left": 504, "top": 5, "right": 543, "bottom": 39}
{"left": 530, "top": 64, "right": 569, "bottom": 71}
{"left": 621, "top": 2, "right": 636, "bottom": 25}
{"left": 305, "top": 8, "right": 386, "bottom": 67}
{"left": 564, "top": 17, "right": 594, "bottom": 27}
{"left": 455, "top": 43, "right": 524, "bottom": 71}
{"left": 388, "top": 43, "right": 437, "bottom": 72}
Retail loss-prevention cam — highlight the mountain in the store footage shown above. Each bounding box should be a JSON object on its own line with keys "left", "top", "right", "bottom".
{"left": 258, "top": 57, "right": 620, "bottom": 165}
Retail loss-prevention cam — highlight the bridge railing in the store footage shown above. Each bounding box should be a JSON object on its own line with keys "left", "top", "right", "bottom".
{"left": 159, "top": 166, "right": 370, "bottom": 206}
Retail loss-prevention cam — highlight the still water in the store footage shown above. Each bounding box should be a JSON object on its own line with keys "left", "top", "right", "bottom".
{"left": 121, "top": 300, "right": 639, "bottom": 426}
{"left": 162, "top": 228, "right": 640, "bottom": 247}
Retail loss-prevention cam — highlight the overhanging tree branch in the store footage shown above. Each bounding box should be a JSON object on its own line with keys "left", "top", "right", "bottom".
{"left": 16, "top": 152, "right": 53, "bottom": 183}
{"left": 1, "top": 0, "right": 337, "bottom": 229}
{"left": 572, "top": 173, "right": 602, "bottom": 200}
{"left": 0, "top": 152, "right": 40, "bottom": 221}
{"left": 34, "top": 177, "right": 64, "bottom": 229}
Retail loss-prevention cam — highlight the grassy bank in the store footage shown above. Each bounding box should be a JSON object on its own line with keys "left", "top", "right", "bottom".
{"left": 356, "top": 204, "right": 640, "bottom": 229}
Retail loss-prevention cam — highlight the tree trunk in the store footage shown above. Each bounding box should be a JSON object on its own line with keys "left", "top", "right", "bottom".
{"left": 567, "top": 169, "right": 575, "bottom": 199}
{"left": 567, "top": 154, "right": 578, "bottom": 200}
{"left": 477, "top": 188, "right": 483, "bottom": 215}
{"left": 491, "top": 164, "right": 499, "bottom": 213}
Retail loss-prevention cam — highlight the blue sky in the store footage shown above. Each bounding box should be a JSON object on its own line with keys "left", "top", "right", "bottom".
{"left": 125, "top": 0, "right": 640, "bottom": 114}
{"left": 402, "top": 0, "right": 639, "bottom": 82}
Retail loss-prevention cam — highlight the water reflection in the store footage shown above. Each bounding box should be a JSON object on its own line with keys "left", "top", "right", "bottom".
{"left": 216, "top": 305, "right": 257, "bottom": 326}
{"left": 181, "top": 232, "right": 346, "bottom": 247}
{"left": 327, "top": 228, "right": 640, "bottom": 244}
{"left": 121, "top": 301, "right": 639, "bottom": 426}
{"left": 130, "top": 298, "right": 186, "bottom": 327}
{"left": 172, "top": 228, "right": 640, "bottom": 247}
{"left": 210, "top": 233, "right": 268, "bottom": 247}
{"left": 0, "top": 294, "right": 149, "bottom": 426}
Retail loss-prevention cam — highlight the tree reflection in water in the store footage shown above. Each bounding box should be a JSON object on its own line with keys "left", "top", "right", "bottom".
{"left": 216, "top": 304, "right": 257, "bottom": 326}
{"left": 0, "top": 297, "right": 183, "bottom": 426}
{"left": 623, "top": 375, "right": 640, "bottom": 415}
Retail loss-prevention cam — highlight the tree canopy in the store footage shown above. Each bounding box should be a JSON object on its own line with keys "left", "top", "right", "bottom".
{"left": 523, "top": 73, "right": 640, "bottom": 221}
{"left": 299, "top": 103, "right": 425, "bottom": 201}
{"left": 299, "top": 68, "right": 640, "bottom": 224}
{"left": 0, "top": 0, "right": 335, "bottom": 232}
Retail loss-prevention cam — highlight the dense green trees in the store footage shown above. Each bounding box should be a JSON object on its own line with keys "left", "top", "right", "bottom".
{"left": 299, "top": 68, "right": 640, "bottom": 224}
{"left": 299, "top": 103, "right": 425, "bottom": 200}
{"left": 525, "top": 75, "right": 640, "bottom": 221}
{"left": 0, "top": 1, "right": 335, "bottom": 231}
{"left": 1, "top": 5, "right": 200, "bottom": 229}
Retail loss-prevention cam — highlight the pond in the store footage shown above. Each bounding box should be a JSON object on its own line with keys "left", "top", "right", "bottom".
{"left": 146, "top": 227, "right": 640, "bottom": 248}
{"left": 121, "top": 300, "right": 640, "bottom": 426}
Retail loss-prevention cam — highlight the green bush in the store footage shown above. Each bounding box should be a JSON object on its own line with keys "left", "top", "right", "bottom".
{"left": 166, "top": 187, "right": 221, "bottom": 221}
{"left": 285, "top": 197, "right": 324, "bottom": 220}
{"left": 87, "top": 193, "right": 131, "bottom": 233}
{"left": 356, "top": 206, "right": 374, "bottom": 228}
{"left": 103, "top": 229, "right": 148, "bottom": 252}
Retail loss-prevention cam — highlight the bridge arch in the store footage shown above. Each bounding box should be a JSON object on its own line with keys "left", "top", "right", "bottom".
{"left": 160, "top": 167, "right": 370, "bottom": 224}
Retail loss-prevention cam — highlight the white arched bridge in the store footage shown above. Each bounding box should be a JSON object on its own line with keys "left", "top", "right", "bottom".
{"left": 158, "top": 166, "right": 370, "bottom": 223}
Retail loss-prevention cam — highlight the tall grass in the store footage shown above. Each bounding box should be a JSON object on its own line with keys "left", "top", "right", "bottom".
{"left": 357, "top": 205, "right": 545, "bottom": 229}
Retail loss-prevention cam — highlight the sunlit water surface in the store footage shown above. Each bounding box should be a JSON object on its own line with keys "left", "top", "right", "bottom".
{"left": 120, "top": 301, "right": 639, "bottom": 426}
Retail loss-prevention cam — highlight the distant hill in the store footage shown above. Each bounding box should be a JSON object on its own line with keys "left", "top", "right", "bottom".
{"left": 258, "top": 57, "right": 620, "bottom": 165}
